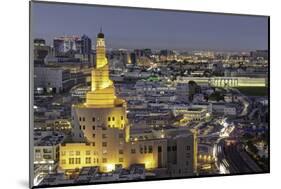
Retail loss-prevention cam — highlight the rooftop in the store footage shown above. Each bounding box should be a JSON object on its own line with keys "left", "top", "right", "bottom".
{"left": 34, "top": 131, "right": 66, "bottom": 146}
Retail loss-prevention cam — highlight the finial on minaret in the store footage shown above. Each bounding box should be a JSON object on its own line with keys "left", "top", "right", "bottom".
{"left": 97, "top": 26, "right": 104, "bottom": 38}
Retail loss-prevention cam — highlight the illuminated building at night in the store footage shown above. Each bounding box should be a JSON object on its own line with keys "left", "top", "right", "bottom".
{"left": 30, "top": 3, "right": 270, "bottom": 187}
{"left": 59, "top": 31, "right": 197, "bottom": 176}
{"left": 176, "top": 76, "right": 267, "bottom": 87}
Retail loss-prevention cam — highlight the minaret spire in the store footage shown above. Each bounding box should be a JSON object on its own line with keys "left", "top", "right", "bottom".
{"left": 85, "top": 31, "right": 118, "bottom": 107}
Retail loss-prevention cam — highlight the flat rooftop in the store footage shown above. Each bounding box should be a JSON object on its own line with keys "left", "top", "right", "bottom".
{"left": 34, "top": 131, "right": 66, "bottom": 146}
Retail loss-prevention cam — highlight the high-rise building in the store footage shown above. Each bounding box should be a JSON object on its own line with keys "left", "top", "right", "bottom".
{"left": 81, "top": 34, "right": 92, "bottom": 55}
{"left": 159, "top": 49, "right": 176, "bottom": 61}
{"left": 34, "top": 38, "right": 46, "bottom": 46}
{"left": 33, "top": 38, "right": 50, "bottom": 65}
{"left": 134, "top": 49, "right": 144, "bottom": 57}
{"left": 250, "top": 50, "right": 268, "bottom": 60}
{"left": 143, "top": 48, "right": 152, "bottom": 57}
{"left": 130, "top": 52, "right": 137, "bottom": 65}
{"left": 53, "top": 38, "right": 64, "bottom": 56}
{"left": 53, "top": 36, "right": 82, "bottom": 57}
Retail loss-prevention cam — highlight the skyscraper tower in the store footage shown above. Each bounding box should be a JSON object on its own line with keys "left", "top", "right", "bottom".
{"left": 81, "top": 34, "right": 92, "bottom": 55}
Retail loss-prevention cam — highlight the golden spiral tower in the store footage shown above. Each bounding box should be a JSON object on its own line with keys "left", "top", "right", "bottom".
{"left": 85, "top": 31, "right": 125, "bottom": 107}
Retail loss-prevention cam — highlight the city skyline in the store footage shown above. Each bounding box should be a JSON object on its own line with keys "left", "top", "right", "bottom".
{"left": 32, "top": 2, "right": 268, "bottom": 51}
{"left": 31, "top": 2, "right": 269, "bottom": 187}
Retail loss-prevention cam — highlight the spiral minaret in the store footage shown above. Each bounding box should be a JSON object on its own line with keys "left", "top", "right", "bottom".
{"left": 85, "top": 31, "right": 124, "bottom": 107}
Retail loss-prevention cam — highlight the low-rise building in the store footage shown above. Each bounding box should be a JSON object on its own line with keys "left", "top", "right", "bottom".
{"left": 59, "top": 128, "right": 197, "bottom": 178}
{"left": 174, "top": 107, "right": 207, "bottom": 123}
{"left": 34, "top": 131, "right": 66, "bottom": 167}
{"left": 34, "top": 66, "right": 74, "bottom": 93}
{"left": 211, "top": 103, "right": 237, "bottom": 116}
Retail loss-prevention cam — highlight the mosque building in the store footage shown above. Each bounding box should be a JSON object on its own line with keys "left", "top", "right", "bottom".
{"left": 59, "top": 31, "right": 197, "bottom": 176}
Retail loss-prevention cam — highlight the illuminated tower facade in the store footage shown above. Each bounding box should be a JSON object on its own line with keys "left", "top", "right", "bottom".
{"left": 85, "top": 32, "right": 124, "bottom": 107}
{"left": 64, "top": 31, "right": 130, "bottom": 172}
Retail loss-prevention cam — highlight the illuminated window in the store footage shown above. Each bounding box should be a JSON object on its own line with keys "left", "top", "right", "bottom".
{"left": 119, "top": 158, "right": 124, "bottom": 163}
{"left": 131, "top": 149, "right": 136, "bottom": 154}
{"left": 86, "top": 151, "right": 91, "bottom": 155}
{"left": 102, "top": 142, "right": 107, "bottom": 147}
{"left": 92, "top": 125, "right": 95, "bottom": 130}
{"left": 85, "top": 157, "right": 91, "bottom": 164}
{"left": 119, "top": 149, "right": 123, "bottom": 154}
{"left": 102, "top": 158, "right": 107, "bottom": 163}
{"left": 75, "top": 158, "right": 81, "bottom": 164}
{"left": 69, "top": 158, "right": 75, "bottom": 164}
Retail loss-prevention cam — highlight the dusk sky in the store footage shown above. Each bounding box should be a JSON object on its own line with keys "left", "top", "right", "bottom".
{"left": 31, "top": 2, "right": 268, "bottom": 51}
